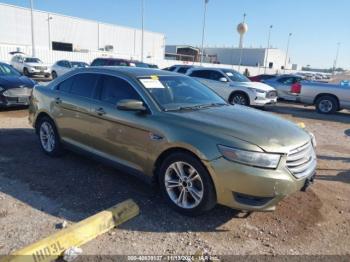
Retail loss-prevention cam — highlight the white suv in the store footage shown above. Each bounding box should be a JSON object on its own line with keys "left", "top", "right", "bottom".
{"left": 11, "top": 55, "right": 51, "bottom": 78}
{"left": 187, "top": 68, "right": 278, "bottom": 107}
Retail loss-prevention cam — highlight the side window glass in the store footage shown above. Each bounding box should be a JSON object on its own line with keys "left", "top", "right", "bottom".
{"left": 210, "top": 71, "right": 225, "bottom": 81}
{"left": 177, "top": 67, "right": 189, "bottom": 74}
{"left": 57, "top": 76, "right": 75, "bottom": 92}
{"left": 91, "top": 59, "right": 104, "bottom": 66}
{"left": 70, "top": 73, "right": 99, "bottom": 98}
{"left": 99, "top": 75, "right": 141, "bottom": 104}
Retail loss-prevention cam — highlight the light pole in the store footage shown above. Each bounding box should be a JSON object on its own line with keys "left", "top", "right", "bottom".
{"left": 333, "top": 42, "right": 340, "bottom": 76}
{"left": 200, "top": 0, "right": 209, "bottom": 65}
{"left": 30, "top": 0, "right": 36, "bottom": 57}
{"left": 283, "top": 33, "right": 292, "bottom": 73}
{"left": 141, "top": 0, "right": 144, "bottom": 62}
{"left": 264, "top": 25, "right": 273, "bottom": 74}
{"left": 47, "top": 14, "right": 53, "bottom": 50}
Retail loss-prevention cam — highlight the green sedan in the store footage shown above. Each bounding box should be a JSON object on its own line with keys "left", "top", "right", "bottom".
{"left": 29, "top": 67, "right": 317, "bottom": 216}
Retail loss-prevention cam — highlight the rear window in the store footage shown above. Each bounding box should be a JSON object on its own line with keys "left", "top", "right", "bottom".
{"left": 90, "top": 59, "right": 105, "bottom": 66}
{"left": 177, "top": 67, "right": 190, "bottom": 74}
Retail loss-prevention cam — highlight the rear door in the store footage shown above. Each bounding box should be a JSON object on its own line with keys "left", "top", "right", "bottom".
{"left": 52, "top": 73, "right": 100, "bottom": 149}
{"left": 87, "top": 74, "right": 153, "bottom": 173}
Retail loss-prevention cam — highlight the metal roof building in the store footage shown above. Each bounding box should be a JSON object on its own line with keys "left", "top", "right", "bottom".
{"left": 0, "top": 3, "right": 165, "bottom": 61}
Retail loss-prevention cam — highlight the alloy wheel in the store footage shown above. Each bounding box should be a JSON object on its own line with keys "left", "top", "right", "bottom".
{"left": 164, "top": 161, "right": 204, "bottom": 209}
{"left": 233, "top": 94, "right": 247, "bottom": 105}
{"left": 39, "top": 121, "right": 55, "bottom": 152}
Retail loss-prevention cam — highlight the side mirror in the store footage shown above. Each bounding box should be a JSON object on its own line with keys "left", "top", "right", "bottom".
{"left": 219, "top": 77, "right": 228, "bottom": 82}
{"left": 117, "top": 99, "right": 147, "bottom": 112}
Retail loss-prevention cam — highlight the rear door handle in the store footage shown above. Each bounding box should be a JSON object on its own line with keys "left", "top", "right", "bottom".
{"left": 55, "top": 97, "right": 62, "bottom": 104}
{"left": 94, "top": 107, "right": 106, "bottom": 116}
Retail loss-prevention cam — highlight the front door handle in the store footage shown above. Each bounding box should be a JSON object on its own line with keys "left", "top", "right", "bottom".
{"left": 55, "top": 97, "right": 62, "bottom": 104}
{"left": 94, "top": 107, "right": 106, "bottom": 116}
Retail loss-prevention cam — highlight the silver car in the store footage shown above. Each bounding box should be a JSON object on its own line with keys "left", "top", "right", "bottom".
{"left": 187, "top": 67, "right": 278, "bottom": 107}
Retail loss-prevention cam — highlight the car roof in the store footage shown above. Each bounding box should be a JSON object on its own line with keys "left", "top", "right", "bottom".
{"left": 189, "top": 67, "right": 231, "bottom": 71}
{"left": 74, "top": 66, "right": 181, "bottom": 78}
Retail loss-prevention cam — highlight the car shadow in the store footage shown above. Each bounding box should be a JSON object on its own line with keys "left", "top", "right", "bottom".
{"left": 0, "top": 128, "right": 241, "bottom": 233}
{"left": 318, "top": 155, "right": 350, "bottom": 163}
{"left": 265, "top": 102, "right": 350, "bottom": 124}
{"left": 316, "top": 171, "right": 350, "bottom": 184}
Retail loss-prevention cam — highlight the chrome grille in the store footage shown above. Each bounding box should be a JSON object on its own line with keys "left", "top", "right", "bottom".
{"left": 3, "top": 87, "right": 32, "bottom": 97}
{"left": 34, "top": 66, "right": 47, "bottom": 70}
{"left": 267, "top": 90, "right": 278, "bottom": 99}
{"left": 287, "top": 142, "right": 316, "bottom": 179}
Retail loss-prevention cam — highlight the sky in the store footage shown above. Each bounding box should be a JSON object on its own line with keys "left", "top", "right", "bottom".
{"left": 1, "top": 0, "right": 349, "bottom": 69}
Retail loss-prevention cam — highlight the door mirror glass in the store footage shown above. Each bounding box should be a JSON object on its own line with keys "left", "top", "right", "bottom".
{"left": 219, "top": 77, "right": 228, "bottom": 82}
{"left": 117, "top": 99, "right": 147, "bottom": 112}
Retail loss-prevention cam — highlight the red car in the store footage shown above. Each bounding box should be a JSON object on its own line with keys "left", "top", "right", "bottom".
{"left": 249, "top": 74, "right": 276, "bottom": 82}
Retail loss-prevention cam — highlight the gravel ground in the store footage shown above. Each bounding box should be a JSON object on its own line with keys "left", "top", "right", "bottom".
{"left": 0, "top": 103, "right": 349, "bottom": 258}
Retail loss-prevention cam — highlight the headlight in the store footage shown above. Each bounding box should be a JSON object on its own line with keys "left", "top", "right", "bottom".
{"left": 309, "top": 132, "right": 317, "bottom": 148}
{"left": 248, "top": 87, "right": 265, "bottom": 94}
{"left": 218, "top": 145, "right": 281, "bottom": 169}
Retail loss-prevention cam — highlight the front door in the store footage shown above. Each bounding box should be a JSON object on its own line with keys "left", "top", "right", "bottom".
{"left": 88, "top": 74, "right": 153, "bottom": 173}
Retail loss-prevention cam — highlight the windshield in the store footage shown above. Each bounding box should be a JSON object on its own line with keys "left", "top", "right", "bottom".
{"left": 71, "top": 62, "right": 88, "bottom": 68}
{"left": 139, "top": 75, "right": 226, "bottom": 111}
{"left": 24, "top": 58, "right": 42, "bottom": 63}
{"left": 222, "top": 69, "right": 250, "bottom": 82}
{"left": 135, "top": 62, "right": 150, "bottom": 68}
{"left": 0, "top": 63, "right": 21, "bottom": 76}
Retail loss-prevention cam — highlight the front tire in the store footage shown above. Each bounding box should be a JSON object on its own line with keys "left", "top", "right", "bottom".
{"left": 36, "top": 116, "right": 63, "bottom": 157}
{"left": 51, "top": 71, "right": 57, "bottom": 79}
{"left": 230, "top": 92, "right": 250, "bottom": 106}
{"left": 158, "top": 153, "right": 216, "bottom": 216}
{"left": 315, "top": 95, "right": 338, "bottom": 114}
{"left": 23, "top": 68, "right": 30, "bottom": 76}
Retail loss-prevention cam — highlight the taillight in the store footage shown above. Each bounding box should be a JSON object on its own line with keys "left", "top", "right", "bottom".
{"left": 291, "top": 83, "right": 301, "bottom": 94}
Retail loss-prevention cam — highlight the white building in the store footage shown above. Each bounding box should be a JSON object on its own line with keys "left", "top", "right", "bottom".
{"left": 0, "top": 3, "right": 165, "bottom": 63}
{"left": 166, "top": 45, "right": 295, "bottom": 70}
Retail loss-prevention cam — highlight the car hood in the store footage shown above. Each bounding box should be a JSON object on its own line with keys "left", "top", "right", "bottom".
{"left": 230, "top": 81, "right": 275, "bottom": 91}
{"left": 0, "top": 75, "right": 35, "bottom": 89}
{"left": 169, "top": 105, "right": 310, "bottom": 153}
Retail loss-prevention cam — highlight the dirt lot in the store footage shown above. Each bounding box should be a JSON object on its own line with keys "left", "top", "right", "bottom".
{"left": 0, "top": 102, "right": 349, "bottom": 258}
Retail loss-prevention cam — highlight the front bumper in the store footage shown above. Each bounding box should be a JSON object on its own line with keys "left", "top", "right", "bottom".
{"left": 250, "top": 91, "right": 278, "bottom": 107}
{"left": 27, "top": 67, "right": 50, "bottom": 76}
{"left": 0, "top": 94, "right": 30, "bottom": 107}
{"left": 205, "top": 156, "right": 316, "bottom": 211}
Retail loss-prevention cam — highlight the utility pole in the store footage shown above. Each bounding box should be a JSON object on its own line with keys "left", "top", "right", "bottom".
{"left": 141, "top": 0, "right": 144, "bottom": 62}
{"left": 47, "top": 14, "right": 53, "bottom": 50}
{"left": 333, "top": 42, "right": 340, "bottom": 76}
{"left": 30, "top": 0, "right": 36, "bottom": 57}
{"left": 264, "top": 25, "right": 273, "bottom": 74}
{"left": 200, "top": 0, "right": 209, "bottom": 65}
{"left": 283, "top": 33, "right": 292, "bottom": 73}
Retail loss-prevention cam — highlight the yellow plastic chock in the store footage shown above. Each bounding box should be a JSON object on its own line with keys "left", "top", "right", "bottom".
{"left": 1, "top": 199, "right": 139, "bottom": 262}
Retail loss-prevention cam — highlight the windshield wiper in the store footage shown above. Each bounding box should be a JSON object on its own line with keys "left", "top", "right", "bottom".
{"left": 164, "top": 103, "right": 227, "bottom": 112}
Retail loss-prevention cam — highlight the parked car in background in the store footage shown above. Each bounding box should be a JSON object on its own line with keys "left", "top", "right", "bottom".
{"left": 10, "top": 55, "right": 51, "bottom": 78}
{"left": 90, "top": 58, "right": 156, "bottom": 68}
{"left": 186, "top": 67, "right": 278, "bottom": 107}
{"left": 51, "top": 60, "right": 89, "bottom": 79}
{"left": 29, "top": 67, "right": 316, "bottom": 216}
{"left": 263, "top": 75, "right": 304, "bottom": 101}
{"left": 249, "top": 74, "right": 276, "bottom": 82}
{"left": 294, "top": 81, "right": 350, "bottom": 114}
{"left": 0, "top": 62, "right": 36, "bottom": 107}
{"left": 163, "top": 65, "right": 197, "bottom": 74}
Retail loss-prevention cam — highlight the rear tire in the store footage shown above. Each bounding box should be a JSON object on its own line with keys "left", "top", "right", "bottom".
{"left": 158, "top": 152, "right": 216, "bottom": 216}
{"left": 315, "top": 95, "right": 338, "bottom": 114}
{"left": 36, "top": 116, "right": 64, "bottom": 157}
